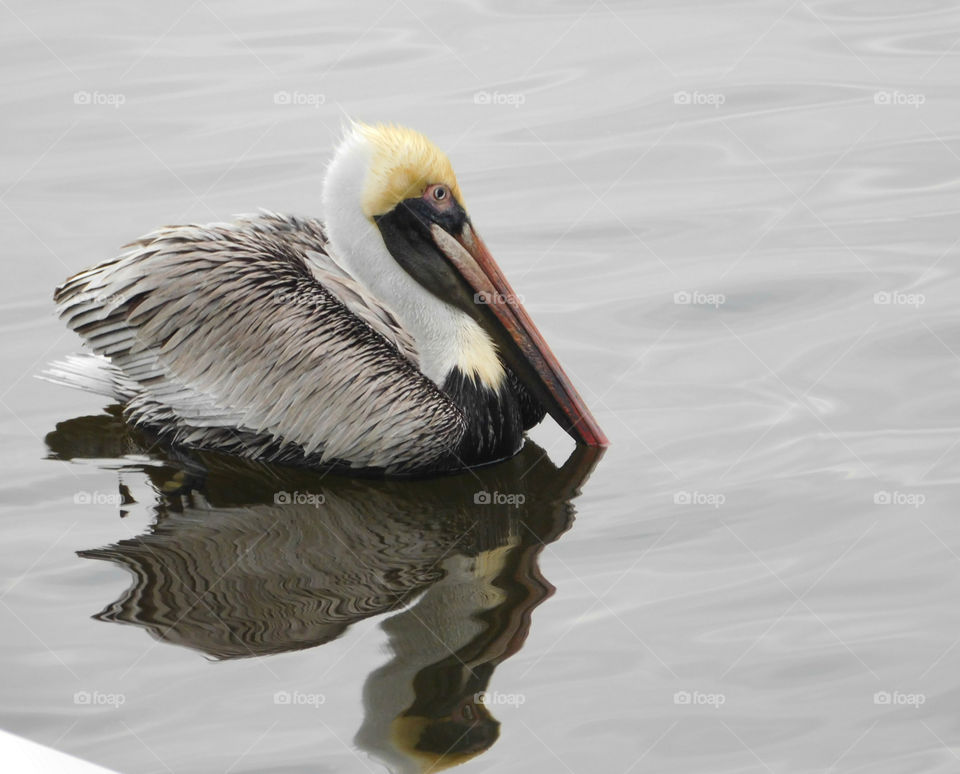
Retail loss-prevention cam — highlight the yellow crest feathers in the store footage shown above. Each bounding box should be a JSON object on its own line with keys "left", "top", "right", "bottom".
{"left": 355, "top": 123, "right": 464, "bottom": 219}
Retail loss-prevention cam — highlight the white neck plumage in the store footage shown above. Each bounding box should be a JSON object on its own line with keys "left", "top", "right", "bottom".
{"left": 321, "top": 132, "right": 504, "bottom": 391}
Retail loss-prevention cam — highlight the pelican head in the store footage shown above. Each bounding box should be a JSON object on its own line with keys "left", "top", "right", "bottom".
{"left": 322, "top": 122, "right": 607, "bottom": 447}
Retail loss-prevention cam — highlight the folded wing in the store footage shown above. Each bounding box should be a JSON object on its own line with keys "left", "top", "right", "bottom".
{"left": 53, "top": 213, "right": 465, "bottom": 474}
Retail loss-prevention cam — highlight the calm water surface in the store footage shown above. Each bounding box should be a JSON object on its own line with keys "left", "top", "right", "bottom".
{"left": 2, "top": 1, "right": 960, "bottom": 772}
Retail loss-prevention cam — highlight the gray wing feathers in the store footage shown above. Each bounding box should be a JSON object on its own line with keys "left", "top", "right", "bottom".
{"left": 54, "top": 213, "right": 464, "bottom": 474}
{"left": 231, "top": 212, "right": 418, "bottom": 361}
{"left": 40, "top": 353, "right": 137, "bottom": 402}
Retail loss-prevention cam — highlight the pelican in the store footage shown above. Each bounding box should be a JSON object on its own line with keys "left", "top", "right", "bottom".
{"left": 49, "top": 123, "right": 607, "bottom": 476}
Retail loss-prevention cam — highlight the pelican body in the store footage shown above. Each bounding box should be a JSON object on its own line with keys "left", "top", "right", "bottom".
{"left": 50, "top": 124, "right": 607, "bottom": 476}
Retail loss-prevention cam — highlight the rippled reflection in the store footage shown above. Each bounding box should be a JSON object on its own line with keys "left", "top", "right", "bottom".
{"left": 46, "top": 411, "right": 602, "bottom": 773}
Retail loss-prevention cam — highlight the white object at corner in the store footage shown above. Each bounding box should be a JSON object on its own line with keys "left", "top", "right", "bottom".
{"left": 0, "top": 729, "right": 120, "bottom": 773}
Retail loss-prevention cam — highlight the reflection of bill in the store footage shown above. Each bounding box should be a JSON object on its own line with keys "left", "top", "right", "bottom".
{"left": 47, "top": 411, "right": 602, "bottom": 773}
{"left": 354, "top": 449, "right": 595, "bottom": 773}
{"left": 360, "top": 550, "right": 510, "bottom": 772}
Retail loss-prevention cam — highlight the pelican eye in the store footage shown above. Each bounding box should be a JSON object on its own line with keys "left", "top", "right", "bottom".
{"left": 433, "top": 185, "right": 447, "bottom": 201}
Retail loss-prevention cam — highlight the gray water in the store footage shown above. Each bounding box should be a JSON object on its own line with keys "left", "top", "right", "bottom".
{"left": 2, "top": 0, "right": 960, "bottom": 772}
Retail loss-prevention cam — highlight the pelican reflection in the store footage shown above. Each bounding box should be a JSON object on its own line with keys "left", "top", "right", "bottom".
{"left": 46, "top": 411, "right": 602, "bottom": 772}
